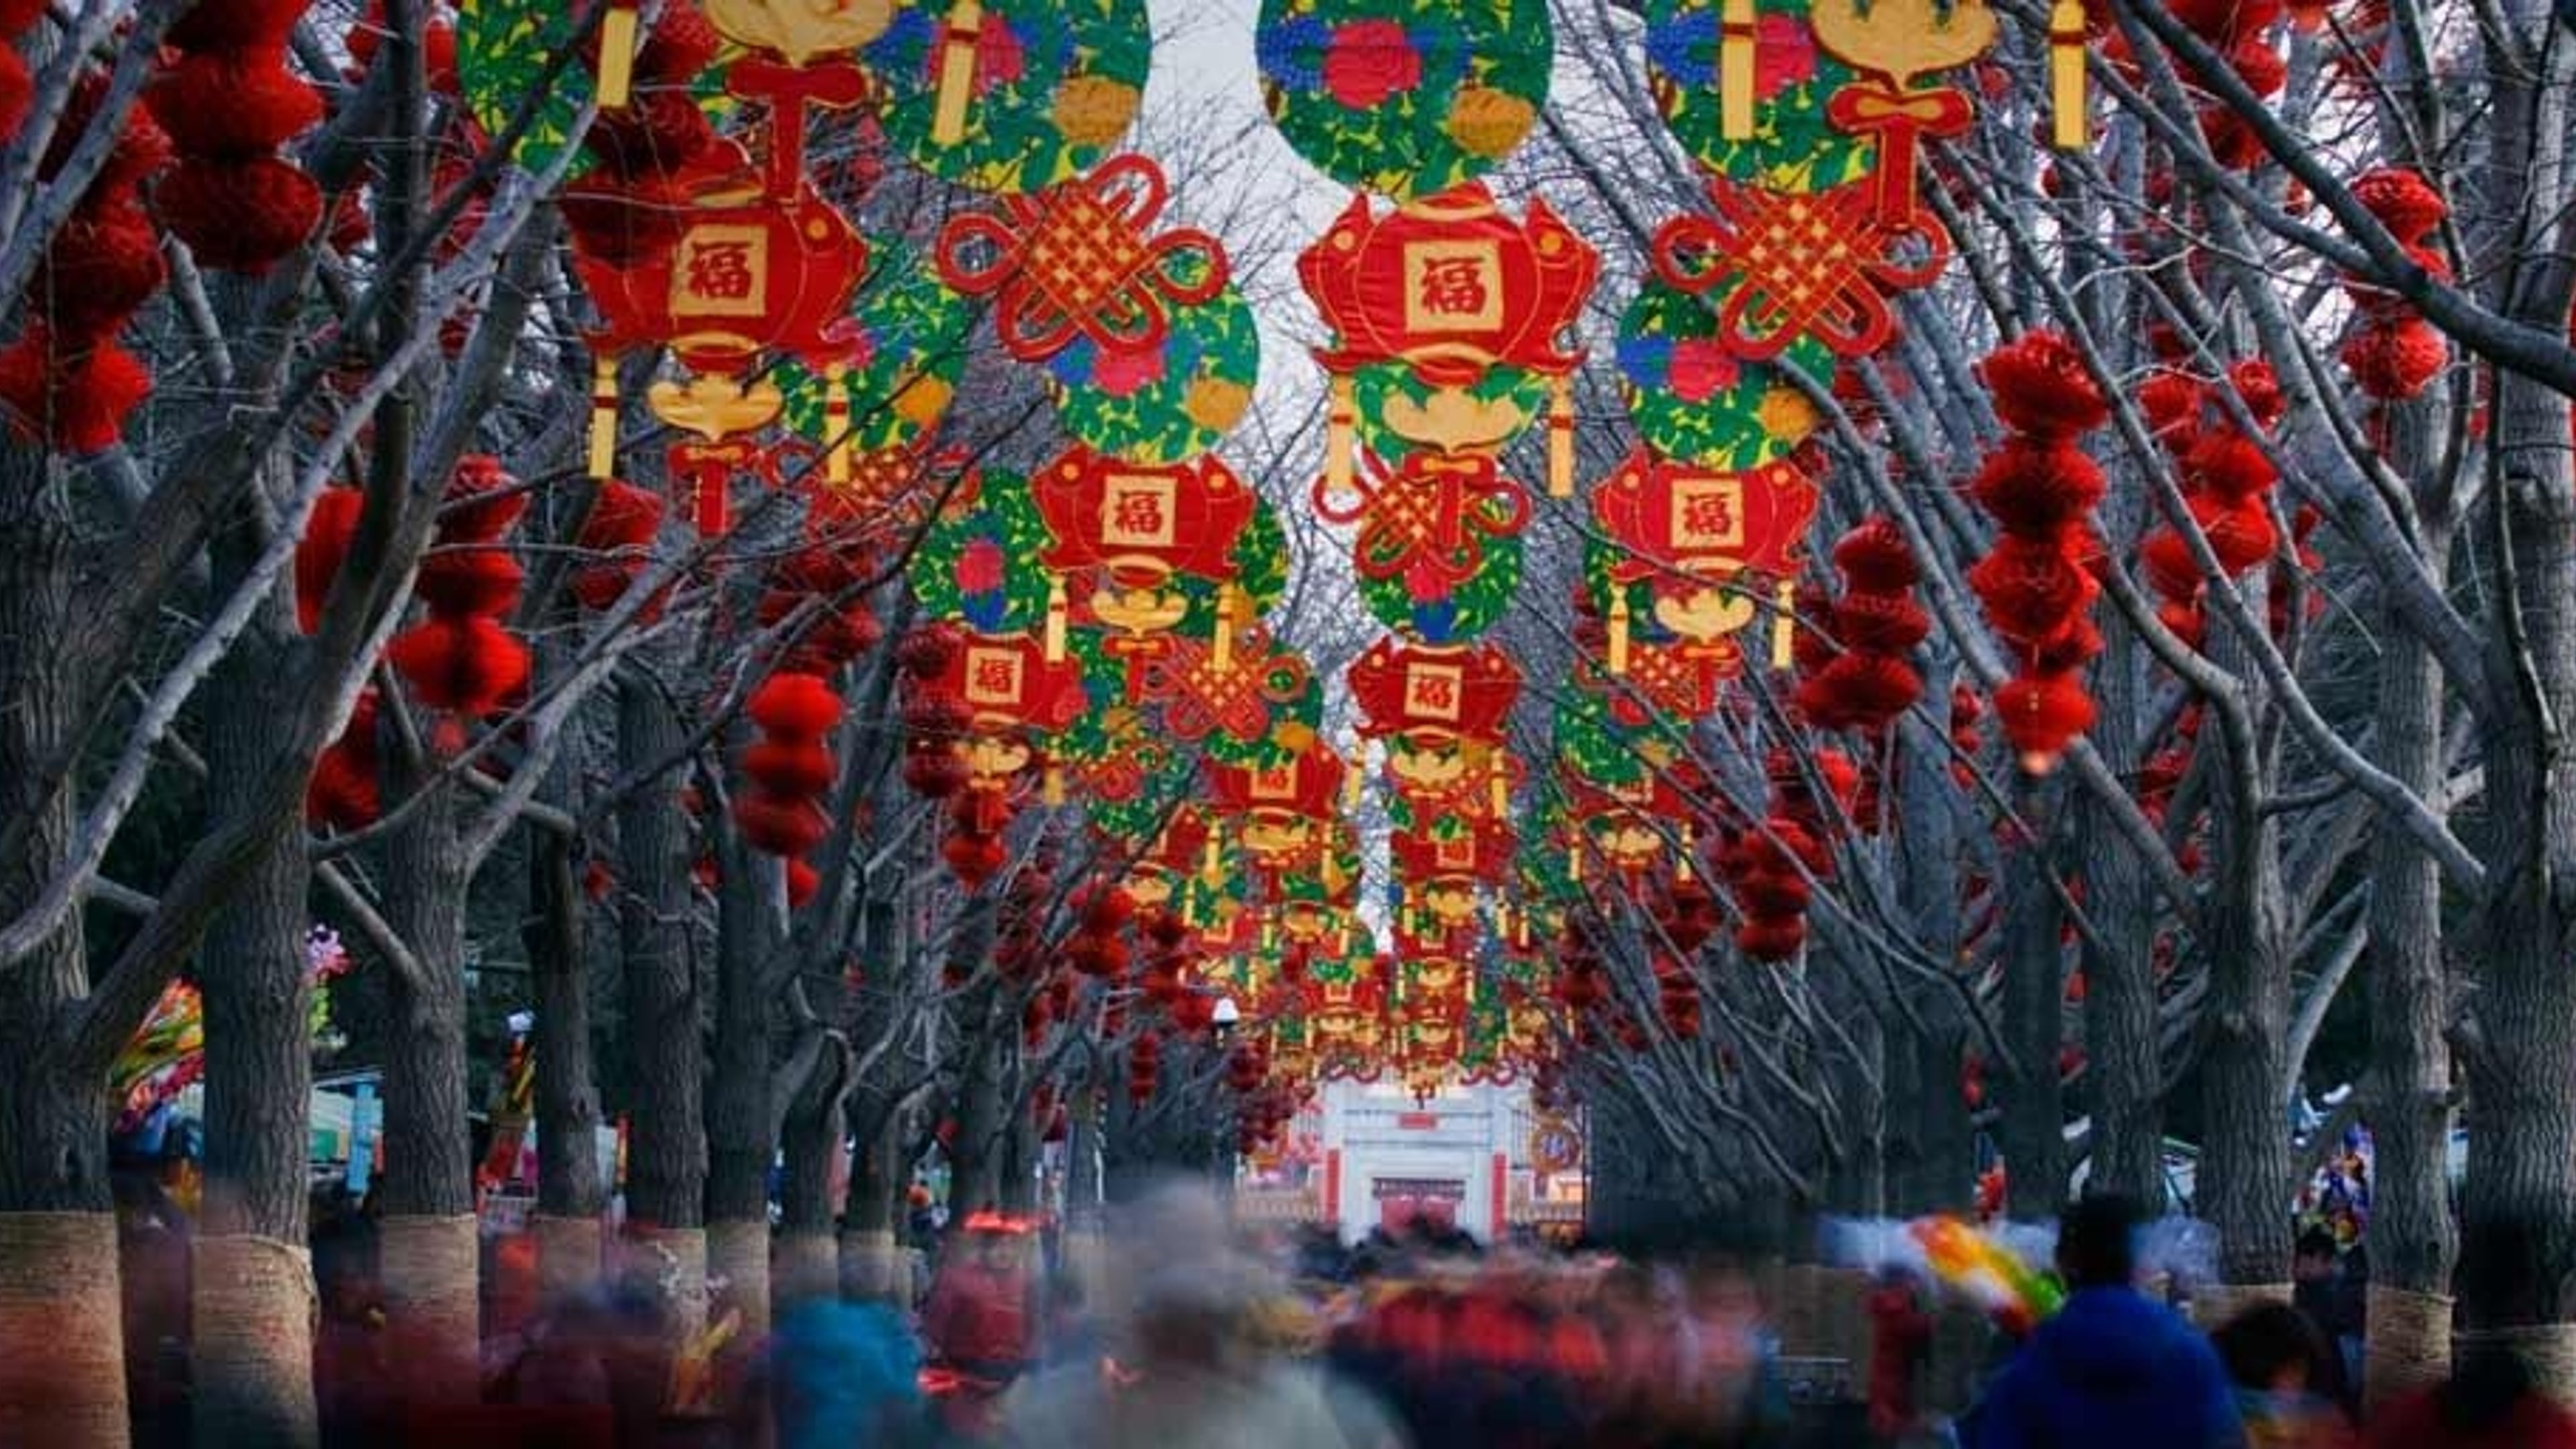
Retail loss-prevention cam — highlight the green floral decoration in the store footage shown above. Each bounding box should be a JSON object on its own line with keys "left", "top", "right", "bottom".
{"left": 1257, "top": 0, "right": 1554, "bottom": 199}
{"left": 1357, "top": 526, "right": 1523, "bottom": 643}
{"left": 908, "top": 468, "right": 1055, "bottom": 633}
{"left": 777, "top": 246, "right": 979, "bottom": 452}
{"left": 867, "top": 0, "right": 1150, "bottom": 195}
{"left": 1641, "top": 0, "right": 1875, "bottom": 191}
{"left": 1615, "top": 278, "right": 1831, "bottom": 468}
{"left": 1049, "top": 271, "right": 1260, "bottom": 465}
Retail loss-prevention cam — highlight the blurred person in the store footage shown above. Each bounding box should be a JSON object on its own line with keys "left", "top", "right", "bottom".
{"left": 770, "top": 1297, "right": 925, "bottom": 1449}
{"left": 2365, "top": 1219, "right": 2576, "bottom": 1449}
{"left": 2210, "top": 1301, "right": 2353, "bottom": 1448}
{"left": 1010, "top": 1181, "right": 1403, "bottom": 1448}
{"left": 1965, "top": 1192, "right": 2243, "bottom": 1448}
{"left": 1589, "top": 1260, "right": 1693, "bottom": 1446}
{"left": 1678, "top": 1255, "right": 1790, "bottom": 1446}
{"left": 2291, "top": 1228, "right": 2362, "bottom": 1412}
{"left": 1868, "top": 1265, "right": 1935, "bottom": 1444}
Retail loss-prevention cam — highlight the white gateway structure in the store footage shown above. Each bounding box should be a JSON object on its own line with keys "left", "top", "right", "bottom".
{"left": 1236, "top": 1076, "right": 1587, "bottom": 1245}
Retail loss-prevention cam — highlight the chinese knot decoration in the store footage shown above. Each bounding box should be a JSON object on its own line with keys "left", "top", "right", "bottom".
{"left": 936, "top": 154, "right": 1227, "bottom": 366}
{"left": 1652, "top": 0, "right": 1994, "bottom": 361}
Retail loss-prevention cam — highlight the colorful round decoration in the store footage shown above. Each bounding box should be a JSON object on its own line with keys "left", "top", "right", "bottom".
{"left": 1256, "top": 0, "right": 1552, "bottom": 200}
{"left": 1641, "top": 0, "right": 1874, "bottom": 192}
{"left": 777, "top": 246, "right": 978, "bottom": 453}
{"left": 1356, "top": 525, "right": 1523, "bottom": 643}
{"left": 457, "top": 0, "right": 597, "bottom": 175}
{"left": 908, "top": 468, "right": 1056, "bottom": 633}
{"left": 866, "top": 0, "right": 1150, "bottom": 195}
{"left": 1617, "top": 278, "right": 1829, "bottom": 468}
{"left": 1048, "top": 269, "right": 1260, "bottom": 465}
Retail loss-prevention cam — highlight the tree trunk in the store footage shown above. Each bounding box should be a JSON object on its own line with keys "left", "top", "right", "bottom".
{"left": 527, "top": 812, "right": 604, "bottom": 1300}
{"left": 1890, "top": 702, "right": 1974, "bottom": 1216}
{"left": 615, "top": 668, "right": 708, "bottom": 1385}
{"left": 1998, "top": 791, "right": 2067, "bottom": 1221}
{"left": 2361, "top": 405, "right": 2459, "bottom": 1407}
{"left": 192, "top": 568, "right": 318, "bottom": 1448}
{"left": 2077, "top": 614, "right": 2163, "bottom": 1207}
{"left": 0, "top": 451, "right": 130, "bottom": 1446}
{"left": 841, "top": 1112, "right": 906, "bottom": 1305}
{"left": 775, "top": 1042, "right": 845, "bottom": 1308}
{"left": 2195, "top": 712, "right": 2294, "bottom": 1292}
{"left": 2454, "top": 9, "right": 2576, "bottom": 1386}
{"left": 378, "top": 773, "right": 480, "bottom": 1407}
{"left": 708, "top": 835, "right": 782, "bottom": 1362}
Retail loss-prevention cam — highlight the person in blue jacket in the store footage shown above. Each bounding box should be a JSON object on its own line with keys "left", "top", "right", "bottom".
{"left": 1966, "top": 1191, "right": 2244, "bottom": 1449}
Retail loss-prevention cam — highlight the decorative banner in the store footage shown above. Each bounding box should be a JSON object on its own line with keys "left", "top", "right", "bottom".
{"left": 1127, "top": 626, "right": 1321, "bottom": 769}
{"left": 458, "top": 0, "right": 602, "bottom": 173}
{"left": 868, "top": 0, "right": 1151, "bottom": 193}
{"left": 1615, "top": 278, "right": 1829, "bottom": 468}
{"left": 1256, "top": 0, "right": 1553, "bottom": 199}
{"left": 1046, "top": 277, "right": 1260, "bottom": 464}
{"left": 936, "top": 153, "right": 1228, "bottom": 366}
{"left": 918, "top": 627, "right": 1090, "bottom": 735}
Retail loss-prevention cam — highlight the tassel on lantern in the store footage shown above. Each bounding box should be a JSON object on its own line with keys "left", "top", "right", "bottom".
{"left": 1771, "top": 579, "right": 1796, "bottom": 670}
{"left": 1489, "top": 754, "right": 1509, "bottom": 817}
{"left": 1607, "top": 589, "right": 1631, "bottom": 675}
{"left": 1547, "top": 372, "right": 1575, "bottom": 498}
{"left": 596, "top": 3, "right": 643, "bottom": 110}
{"left": 1325, "top": 374, "right": 1357, "bottom": 494}
{"left": 823, "top": 360, "right": 852, "bottom": 486}
{"left": 1201, "top": 833, "right": 1222, "bottom": 887}
{"left": 1568, "top": 835, "right": 1584, "bottom": 879}
{"left": 1043, "top": 572, "right": 1068, "bottom": 663}
{"left": 1212, "top": 582, "right": 1238, "bottom": 672}
{"left": 932, "top": 0, "right": 985, "bottom": 146}
{"left": 588, "top": 356, "right": 621, "bottom": 480}
{"left": 1043, "top": 762, "right": 1065, "bottom": 806}
{"left": 2049, "top": 0, "right": 2088, "bottom": 149}
{"left": 1676, "top": 824, "right": 1695, "bottom": 881}
{"left": 1719, "top": 0, "right": 1758, "bottom": 141}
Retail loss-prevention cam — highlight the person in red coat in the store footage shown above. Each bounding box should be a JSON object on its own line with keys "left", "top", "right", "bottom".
{"left": 1867, "top": 1266, "right": 1933, "bottom": 1443}
{"left": 924, "top": 1213, "right": 1042, "bottom": 1377}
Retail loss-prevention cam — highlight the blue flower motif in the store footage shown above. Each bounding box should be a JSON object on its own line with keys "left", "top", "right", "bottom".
{"left": 867, "top": 7, "right": 934, "bottom": 70}
{"left": 1615, "top": 335, "right": 1673, "bottom": 386}
{"left": 1644, "top": 13, "right": 1717, "bottom": 87}
{"left": 1256, "top": 15, "right": 1330, "bottom": 90}
{"left": 1049, "top": 336, "right": 1098, "bottom": 388}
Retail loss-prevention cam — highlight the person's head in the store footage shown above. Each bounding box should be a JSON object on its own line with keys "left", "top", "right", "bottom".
{"left": 2292, "top": 1228, "right": 2340, "bottom": 1283}
{"left": 2211, "top": 1301, "right": 2329, "bottom": 1395}
{"left": 2055, "top": 1191, "right": 2143, "bottom": 1289}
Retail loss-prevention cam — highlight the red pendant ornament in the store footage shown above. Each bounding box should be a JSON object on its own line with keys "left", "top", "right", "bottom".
{"left": 1347, "top": 638, "right": 1520, "bottom": 749}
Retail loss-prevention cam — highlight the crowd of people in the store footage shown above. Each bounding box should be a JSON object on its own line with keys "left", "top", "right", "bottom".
{"left": 103, "top": 1167, "right": 2576, "bottom": 1447}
